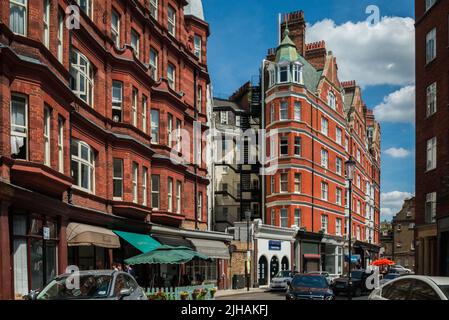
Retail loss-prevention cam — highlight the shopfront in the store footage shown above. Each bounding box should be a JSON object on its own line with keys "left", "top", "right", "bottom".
{"left": 296, "top": 230, "right": 324, "bottom": 273}
{"left": 321, "top": 236, "right": 344, "bottom": 276}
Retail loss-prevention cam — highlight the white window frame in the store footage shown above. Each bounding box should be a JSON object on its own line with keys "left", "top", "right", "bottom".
{"left": 176, "top": 119, "right": 181, "bottom": 152}
{"left": 271, "top": 209, "right": 276, "bottom": 226}
{"left": 194, "top": 35, "right": 202, "bottom": 60}
{"left": 336, "top": 157, "right": 342, "bottom": 175}
{"left": 168, "top": 177, "right": 173, "bottom": 212}
{"left": 336, "top": 188, "right": 342, "bottom": 206}
{"left": 71, "top": 140, "right": 95, "bottom": 193}
{"left": 321, "top": 215, "right": 328, "bottom": 233}
{"left": 321, "top": 117, "right": 328, "bottom": 136}
{"left": 43, "top": 0, "right": 50, "bottom": 48}
{"left": 270, "top": 104, "right": 275, "bottom": 123}
{"left": 70, "top": 49, "right": 94, "bottom": 106}
{"left": 149, "top": 48, "right": 158, "bottom": 79}
{"left": 270, "top": 176, "right": 275, "bottom": 194}
{"left": 132, "top": 163, "right": 138, "bottom": 203}
{"left": 57, "top": 10, "right": 64, "bottom": 62}
{"left": 280, "top": 101, "right": 288, "bottom": 120}
{"left": 57, "top": 117, "right": 64, "bottom": 173}
{"left": 427, "top": 137, "right": 437, "bottom": 171}
{"left": 176, "top": 180, "right": 181, "bottom": 214}
{"left": 321, "top": 182, "right": 328, "bottom": 201}
{"left": 294, "top": 209, "right": 301, "bottom": 227}
{"left": 294, "top": 136, "right": 301, "bottom": 156}
{"left": 151, "top": 174, "right": 160, "bottom": 209}
{"left": 112, "top": 80, "right": 123, "bottom": 122}
{"left": 294, "top": 101, "right": 301, "bottom": 120}
{"left": 131, "top": 29, "right": 140, "bottom": 58}
{"left": 336, "top": 127, "right": 342, "bottom": 145}
{"left": 167, "top": 6, "right": 176, "bottom": 37}
{"left": 167, "top": 113, "right": 173, "bottom": 148}
{"left": 197, "top": 86, "right": 202, "bottom": 113}
{"left": 426, "top": 28, "right": 436, "bottom": 64}
{"left": 426, "top": 0, "right": 436, "bottom": 11}
{"left": 280, "top": 136, "right": 288, "bottom": 156}
{"left": 111, "top": 9, "right": 121, "bottom": 48}
{"left": 167, "top": 63, "right": 176, "bottom": 89}
{"left": 220, "top": 111, "right": 228, "bottom": 124}
{"left": 10, "top": 0, "right": 28, "bottom": 36}
{"left": 321, "top": 149, "right": 328, "bottom": 168}
{"left": 142, "top": 95, "right": 147, "bottom": 133}
{"left": 280, "top": 208, "right": 288, "bottom": 228}
{"left": 142, "top": 167, "right": 148, "bottom": 206}
{"left": 113, "top": 158, "right": 123, "bottom": 200}
{"left": 151, "top": 109, "right": 159, "bottom": 144}
{"left": 336, "top": 218, "right": 342, "bottom": 236}
{"left": 197, "top": 192, "right": 202, "bottom": 221}
{"left": 280, "top": 173, "right": 288, "bottom": 193}
{"left": 294, "top": 173, "right": 301, "bottom": 193}
{"left": 149, "top": 0, "right": 158, "bottom": 20}
{"left": 132, "top": 88, "right": 138, "bottom": 126}
{"left": 425, "top": 192, "right": 436, "bottom": 223}
{"left": 44, "top": 106, "right": 51, "bottom": 166}
{"left": 76, "top": 0, "right": 93, "bottom": 19}
{"left": 426, "top": 82, "right": 437, "bottom": 117}
{"left": 11, "top": 94, "right": 28, "bottom": 160}
{"left": 278, "top": 65, "right": 289, "bottom": 83}
{"left": 328, "top": 91, "right": 336, "bottom": 110}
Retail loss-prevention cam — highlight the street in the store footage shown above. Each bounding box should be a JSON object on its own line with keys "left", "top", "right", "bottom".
{"left": 217, "top": 290, "right": 368, "bottom": 300}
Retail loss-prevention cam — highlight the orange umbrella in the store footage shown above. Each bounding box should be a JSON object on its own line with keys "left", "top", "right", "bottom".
{"left": 371, "top": 259, "right": 395, "bottom": 266}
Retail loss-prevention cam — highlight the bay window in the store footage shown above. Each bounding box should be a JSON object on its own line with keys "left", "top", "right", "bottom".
{"left": 70, "top": 49, "right": 94, "bottom": 106}
{"left": 280, "top": 137, "right": 288, "bottom": 156}
{"left": 112, "top": 81, "right": 123, "bottom": 122}
{"left": 321, "top": 215, "right": 328, "bottom": 233}
{"left": 149, "top": 0, "right": 158, "bottom": 20}
{"left": 294, "top": 101, "right": 301, "bottom": 120}
{"left": 142, "top": 95, "right": 148, "bottom": 133}
{"left": 150, "top": 48, "right": 158, "bottom": 79}
{"left": 167, "top": 113, "right": 173, "bottom": 147}
{"left": 280, "top": 209, "right": 288, "bottom": 228}
{"left": 132, "top": 162, "right": 138, "bottom": 203}
{"left": 113, "top": 158, "right": 123, "bottom": 200}
{"left": 71, "top": 140, "right": 95, "bottom": 193}
{"left": 197, "top": 192, "right": 202, "bottom": 221}
{"left": 294, "top": 173, "right": 301, "bottom": 193}
{"left": 11, "top": 94, "right": 28, "bottom": 160}
{"left": 176, "top": 181, "right": 182, "bottom": 214}
{"left": 142, "top": 167, "right": 148, "bottom": 206}
{"left": 132, "top": 87, "right": 138, "bottom": 126}
{"left": 151, "top": 175, "right": 160, "bottom": 209}
{"left": 44, "top": 106, "right": 51, "bottom": 166}
{"left": 43, "top": 0, "right": 50, "bottom": 48}
{"left": 280, "top": 173, "right": 288, "bottom": 193}
{"left": 151, "top": 109, "right": 159, "bottom": 143}
{"left": 280, "top": 101, "right": 288, "bottom": 120}
{"left": 131, "top": 29, "right": 140, "bottom": 58}
{"left": 58, "top": 117, "right": 64, "bottom": 173}
{"left": 294, "top": 137, "right": 301, "bottom": 156}
{"left": 76, "top": 0, "right": 93, "bottom": 19}
{"left": 111, "top": 10, "right": 120, "bottom": 47}
{"left": 167, "top": 64, "right": 175, "bottom": 89}
{"left": 321, "top": 117, "right": 329, "bottom": 135}
{"left": 168, "top": 178, "right": 173, "bottom": 212}
{"left": 194, "top": 35, "right": 202, "bottom": 60}
{"left": 168, "top": 6, "right": 176, "bottom": 37}
{"left": 294, "top": 209, "right": 301, "bottom": 227}
{"left": 279, "top": 65, "right": 288, "bottom": 83}
{"left": 10, "top": 0, "right": 27, "bottom": 36}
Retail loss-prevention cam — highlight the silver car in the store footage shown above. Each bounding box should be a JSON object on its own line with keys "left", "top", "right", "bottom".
{"left": 26, "top": 270, "right": 147, "bottom": 300}
{"left": 270, "top": 271, "right": 294, "bottom": 291}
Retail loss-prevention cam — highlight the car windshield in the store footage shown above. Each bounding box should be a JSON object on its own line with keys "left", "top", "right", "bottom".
{"left": 37, "top": 274, "right": 112, "bottom": 300}
{"left": 438, "top": 285, "right": 449, "bottom": 299}
{"left": 350, "top": 271, "right": 364, "bottom": 279}
{"left": 385, "top": 274, "right": 400, "bottom": 279}
{"left": 275, "top": 271, "right": 292, "bottom": 278}
{"left": 292, "top": 276, "right": 328, "bottom": 288}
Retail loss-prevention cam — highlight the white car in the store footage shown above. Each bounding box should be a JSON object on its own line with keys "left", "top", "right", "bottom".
{"left": 369, "top": 275, "right": 449, "bottom": 300}
{"left": 390, "top": 265, "right": 412, "bottom": 274}
{"left": 306, "top": 271, "right": 338, "bottom": 284}
{"left": 269, "top": 271, "right": 293, "bottom": 291}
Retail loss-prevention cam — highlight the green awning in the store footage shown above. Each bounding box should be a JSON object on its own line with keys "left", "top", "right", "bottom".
{"left": 124, "top": 245, "right": 211, "bottom": 265}
{"left": 113, "top": 230, "right": 161, "bottom": 253}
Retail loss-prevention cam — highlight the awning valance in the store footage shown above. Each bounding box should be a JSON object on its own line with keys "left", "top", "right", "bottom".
{"left": 152, "top": 234, "right": 194, "bottom": 249}
{"left": 113, "top": 230, "right": 161, "bottom": 253}
{"left": 187, "top": 238, "right": 230, "bottom": 260}
{"left": 67, "top": 223, "right": 120, "bottom": 248}
{"left": 124, "top": 245, "right": 211, "bottom": 265}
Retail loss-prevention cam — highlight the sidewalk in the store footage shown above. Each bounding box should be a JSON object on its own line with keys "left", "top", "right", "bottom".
{"left": 215, "top": 286, "right": 269, "bottom": 298}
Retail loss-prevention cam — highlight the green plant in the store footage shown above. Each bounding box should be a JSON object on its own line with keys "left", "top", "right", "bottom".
{"left": 210, "top": 287, "right": 217, "bottom": 298}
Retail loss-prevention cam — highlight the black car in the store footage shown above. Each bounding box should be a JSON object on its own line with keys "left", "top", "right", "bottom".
{"left": 331, "top": 270, "right": 373, "bottom": 297}
{"left": 286, "top": 274, "right": 335, "bottom": 300}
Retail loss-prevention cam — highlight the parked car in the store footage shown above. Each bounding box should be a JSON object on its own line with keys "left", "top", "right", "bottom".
{"left": 286, "top": 274, "right": 335, "bottom": 300}
{"left": 369, "top": 275, "right": 449, "bottom": 300}
{"left": 24, "top": 270, "right": 147, "bottom": 300}
{"left": 379, "top": 273, "right": 403, "bottom": 286}
{"left": 331, "top": 270, "right": 373, "bottom": 297}
{"left": 306, "top": 271, "right": 339, "bottom": 284}
{"left": 389, "top": 265, "right": 412, "bottom": 274}
{"left": 269, "top": 270, "right": 294, "bottom": 291}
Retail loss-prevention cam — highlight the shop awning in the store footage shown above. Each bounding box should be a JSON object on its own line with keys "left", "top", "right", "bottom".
{"left": 187, "top": 238, "right": 230, "bottom": 260}
{"left": 303, "top": 254, "right": 321, "bottom": 260}
{"left": 113, "top": 230, "right": 161, "bottom": 253}
{"left": 152, "top": 234, "right": 194, "bottom": 249}
{"left": 67, "top": 223, "right": 120, "bottom": 248}
{"left": 124, "top": 245, "right": 211, "bottom": 265}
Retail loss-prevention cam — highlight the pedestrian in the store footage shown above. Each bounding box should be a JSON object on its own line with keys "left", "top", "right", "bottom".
{"left": 125, "top": 264, "right": 136, "bottom": 277}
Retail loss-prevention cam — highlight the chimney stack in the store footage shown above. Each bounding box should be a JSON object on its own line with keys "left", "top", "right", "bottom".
{"left": 280, "top": 11, "right": 306, "bottom": 56}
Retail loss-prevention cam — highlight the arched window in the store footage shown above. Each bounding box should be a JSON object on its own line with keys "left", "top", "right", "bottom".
{"left": 281, "top": 256, "right": 289, "bottom": 271}
{"left": 71, "top": 139, "right": 95, "bottom": 193}
{"left": 70, "top": 49, "right": 94, "bottom": 106}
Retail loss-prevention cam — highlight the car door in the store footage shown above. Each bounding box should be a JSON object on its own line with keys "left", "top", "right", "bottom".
{"left": 380, "top": 279, "right": 414, "bottom": 300}
{"left": 408, "top": 280, "right": 442, "bottom": 300}
{"left": 124, "top": 274, "right": 147, "bottom": 300}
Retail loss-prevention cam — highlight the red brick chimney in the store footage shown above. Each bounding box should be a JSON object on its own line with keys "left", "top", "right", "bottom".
{"left": 305, "top": 41, "right": 327, "bottom": 70}
{"left": 280, "top": 11, "right": 306, "bottom": 56}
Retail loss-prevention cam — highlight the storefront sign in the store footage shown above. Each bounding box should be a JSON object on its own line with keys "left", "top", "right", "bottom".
{"left": 268, "top": 240, "right": 282, "bottom": 251}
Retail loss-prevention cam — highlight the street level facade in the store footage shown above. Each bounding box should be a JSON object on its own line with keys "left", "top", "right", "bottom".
{"left": 415, "top": 0, "right": 449, "bottom": 276}
{"left": 0, "top": 0, "right": 232, "bottom": 300}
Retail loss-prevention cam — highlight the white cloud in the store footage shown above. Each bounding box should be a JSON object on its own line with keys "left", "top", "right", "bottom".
{"left": 306, "top": 17, "right": 415, "bottom": 87}
{"left": 373, "top": 85, "right": 415, "bottom": 123}
{"left": 384, "top": 147, "right": 411, "bottom": 158}
{"left": 380, "top": 191, "right": 414, "bottom": 219}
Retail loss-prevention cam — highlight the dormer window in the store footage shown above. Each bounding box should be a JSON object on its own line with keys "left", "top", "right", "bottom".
{"left": 268, "top": 62, "right": 303, "bottom": 87}
{"left": 328, "top": 91, "right": 336, "bottom": 110}
{"left": 279, "top": 65, "right": 288, "bottom": 83}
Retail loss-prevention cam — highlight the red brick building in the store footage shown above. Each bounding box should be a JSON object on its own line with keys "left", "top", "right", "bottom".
{"left": 415, "top": 0, "right": 449, "bottom": 276}
{"left": 262, "top": 12, "right": 381, "bottom": 275}
{"left": 0, "top": 0, "right": 231, "bottom": 299}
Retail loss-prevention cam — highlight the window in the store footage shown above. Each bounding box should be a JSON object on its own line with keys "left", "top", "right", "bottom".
{"left": 131, "top": 29, "right": 140, "bottom": 58}
{"left": 336, "top": 188, "right": 342, "bottom": 205}
{"left": 357, "top": 226, "right": 361, "bottom": 240}
{"left": 176, "top": 119, "right": 181, "bottom": 152}
{"left": 76, "top": 0, "right": 93, "bottom": 18}
{"left": 270, "top": 104, "right": 275, "bottom": 123}
{"left": 321, "top": 149, "right": 328, "bottom": 168}
{"left": 427, "top": 137, "right": 437, "bottom": 170}
{"left": 271, "top": 209, "right": 276, "bottom": 226}
{"left": 357, "top": 200, "right": 361, "bottom": 214}
{"left": 357, "top": 149, "right": 361, "bottom": 162}
{"left": 151, "top": 175, "right": 160, "bottom": 209}
{"left": 167, "top": 64, "right": 175, "bottom": 89}
{"left": 113, "top": 159, "right": 123, "bottom": 200}
{"left": 426, "top": 82, "right": 437, "bottom": 116}
{"left": 112, "top": 81, "right": 123, "bottom": 122}
{"left": 58, "top": 117, "right": 64, "bottom": 173}
{"left": 426, "top": 28, "right": 436, "bottom": 64}
{"left": 149, "top": 48, "right": 158, "bottom": 79}
{"left": 336, "top": 127, "right": 342, "bottom": 145}
{"left": 294, "top": 173, "right": 301, "bottom": 193}
{"left": 292, "top": 64, "right": 302, "bottom": 83}
{"left": 280, "top": 102, "right": 288, "bottom": 120}
{"left": 167, "top": 6, "right": 176, "bottom": 37}
{"left": 151, "top": 109, "right": 159, "bottom": 143}
{"left": 280, "top": 137, "right": 288, "bottom": 156}
{"left": 382, "top": 279, "right": 414, "bottom": 300}
{"left": 132, "top": 88, "right": 138, "bottom": 126}
{"left": 142, "top": 167, "right": 148, "bottom": 206}
{"left": 321, "top": 215, "right": 328, "bottom": 233}
{"left": 197, "top": 192, "right": 202, "bottom": 221}
{"left": 70, "top": 50, "right": 94, "bottom": 106}
{"left": 280, "top": 173, "right": 288, "bottom": 193}
{"left": 149, "top": 0, "right": 158, "bottom": 20}
{"left": 426, "top": 0, "right": 437, "bottom": 11}
{"left": 10, "top": 0, "right": 27, "bottom": 36}
{"left": 235, "top": 115, "right": 241, "bottom": 127}
{"left": 357, "top": 175, "right": 361, "bottom": 188}
{"left": 44, "top": 106, "right": 51, "bottom": 166}
{"left": 336, "top": 157, "right": 342, "bottom": 175}
{"left": 336, "top": 218, "right": 342, "bottom": 236}
{"left": 321, "top": 182, "right": 328, "bottom": 201}
{"left": 194, "top": 35, "right": 202, "bottom": 60}
{"left": 43, "top": 0, "right": 50, "bottom": 48}
{"left": 168, "top": 178, "right": 173, "bottom": 212}
{"left": 294, "top": 101, "right": 301, "bottom": 120}
{"left": 142, "top": 95, "right": 147, "bottom": 133}
{"left": 270, "top": 176, "right": 275, "bottom": 194}
{"left": 279, "top": 66, "right": 288, "bottom": 83}
{"left": 321, "top": 117, "right": 328, "bottom": 135}
{"left": 167, "top": 113, "right": 173, "bottom": 148}
{"left": 71, "top": 140, "right": 95, "bottom": 193}
{"left": 345, "top": 137, "right": 349, "bottom": 152}
{"left": 197, "top": 86, "right": 202, "bottom": 113}
{"left": 176, "top": 181, "right": 181, "bottom": 214}
{"left": 132, "top": 163, "right": 138, "bottom": 203}
{"left": 220, "top": 111, "right": 228, "bottom": 124}
{"left": 11, "top": 94, "right": 28, "bottom": 160}
{"left": 409, "top": 280, "right": 440, "bottom": 300}
{"left": 57, "top": 11, "right": 64, "bottom": 62}
{"left": 280, "top": 209, "right": 288, "bottom": 228}
{"left": 425, "top": 192, "right": 437, "bottom": 223}
{"left": 111, "top": 10, "right": 120, "bottom": 47}
{"left": 328, "top": 91, "right": 336, "bottom": 110}
{"left": 294, "top": 137, "right": 301, "bottom": 156}
{"left": 294, "top": 209, "right": 301, "bottom": 227}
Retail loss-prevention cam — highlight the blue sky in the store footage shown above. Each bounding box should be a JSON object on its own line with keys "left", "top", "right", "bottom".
{"left": 203, "top": 0, "right": 416, "bottom": 220}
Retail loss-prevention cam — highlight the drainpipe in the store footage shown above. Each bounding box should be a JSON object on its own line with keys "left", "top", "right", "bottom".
{"left": 194, "top": 68, "right": 199, "bottom": 230}
{"left": 261, "top": 59, "right": 267, "bottom": 224}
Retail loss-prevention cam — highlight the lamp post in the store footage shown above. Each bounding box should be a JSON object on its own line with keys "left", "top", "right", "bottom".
{"left": 345, "top": 156, "right": 356, "bottom": 301}
{"left": 245, "top": 210, "right": 252, "bottom": 292}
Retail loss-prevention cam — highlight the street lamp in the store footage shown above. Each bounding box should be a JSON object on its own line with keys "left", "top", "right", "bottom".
{"left": 345, "top": 156, "right": 356, "bottom": 301}
{"left": 245, "top": 210, "right": 252, "bottom": 292}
